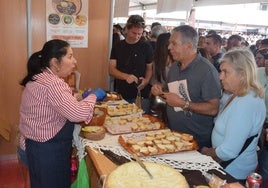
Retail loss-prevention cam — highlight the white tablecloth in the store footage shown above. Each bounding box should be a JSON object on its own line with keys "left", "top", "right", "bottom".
{"left": 73, "top": 124, "right": 226, "bottom": 175}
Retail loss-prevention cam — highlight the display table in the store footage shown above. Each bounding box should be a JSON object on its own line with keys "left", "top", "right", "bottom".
{"left": 81, "top": 133, "right": 238, "bottom": 188}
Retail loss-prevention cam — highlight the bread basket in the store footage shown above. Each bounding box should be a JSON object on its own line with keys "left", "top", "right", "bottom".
{"left": 82, "top": 126, "right": 105, "bottom": 140}
{"left": 88, "top": 107, "right": 107, "bottom": 126}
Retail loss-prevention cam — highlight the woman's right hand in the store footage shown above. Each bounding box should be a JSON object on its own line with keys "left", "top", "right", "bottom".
{"left": 151, "top": 84, "right": 163, "bottom": 96}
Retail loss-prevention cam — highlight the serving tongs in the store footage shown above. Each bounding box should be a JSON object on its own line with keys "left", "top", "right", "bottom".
{"left": 133, "top": 154, "right": 153, "bottom": 179}
{"left": 135, "top": 89, "right": 142, "bottom": 108}
{"left": 135, "top": 79, "right": 142, "bottom": 109}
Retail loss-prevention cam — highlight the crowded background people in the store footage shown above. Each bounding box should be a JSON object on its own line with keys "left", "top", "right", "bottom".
{"left": 256, "top": 39, "right": 263, "bottom": 50}
{"left": 148, "top": 24, "right": 167, "bottom": 50}
{"left": 204, "top": 33, "right": 223, "bottom": 72}
{"left": 255, "top": 48, "right": 268, "bottom": 67}
{"left": 201, "top": 48, "right": 266, "bottom": 183}
{"left": 260, "top": 38, "right": 268, "bottom": 49}
{"left": 113, "top": 23, "right": 125, "bottom": 40}
{"left": 109, "top": 15, "right": 153, "bottom": 113}
{"left": 197, "top": 35, "right": 209, "bottom": 59}
{"left": 222, "top": 34, "right": 243, "bottom": 53}
{"left": 151, "top": 22, "right": 161, "bottom": 30}
{"left": 18, "top": 39, "right": 106, "bottom": 188}
{"left": 221, "top": 37, "right": 228, "bottom": 52}
{"left": 151, "top": 25, "right": 221, "bottom": 148}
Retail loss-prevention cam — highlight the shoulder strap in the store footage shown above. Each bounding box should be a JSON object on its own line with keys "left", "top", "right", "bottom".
{"left": 220, "top": 134, "right": 258, "bottom": 168}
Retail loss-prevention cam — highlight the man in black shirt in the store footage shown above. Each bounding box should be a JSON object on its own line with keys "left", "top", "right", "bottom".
{"left": 204, "top": 33, "right": 223, "bottom": 72}
{"left": 109, "top": 15, "right": 153, "bottom": 113}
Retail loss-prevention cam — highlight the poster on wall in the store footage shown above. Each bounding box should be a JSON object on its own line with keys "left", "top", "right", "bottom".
{"left": 46, "top": 0, "right": 88, "bottom": 48}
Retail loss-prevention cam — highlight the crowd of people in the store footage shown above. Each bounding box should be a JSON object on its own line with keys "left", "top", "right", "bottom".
{"left": 18, "top": 13, "right": 268, "bottom": 187}
{"left": 112, "top": 15, "right": 268, "bottom": 187}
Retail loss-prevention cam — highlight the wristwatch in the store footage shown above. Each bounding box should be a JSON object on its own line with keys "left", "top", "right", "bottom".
{"left": 182, "top": 100, "right": 190, "bottom": 110}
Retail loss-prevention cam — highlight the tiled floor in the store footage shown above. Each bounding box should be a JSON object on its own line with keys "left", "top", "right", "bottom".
{"left": 0, "top": 154, "right": 29, "bottom": 188}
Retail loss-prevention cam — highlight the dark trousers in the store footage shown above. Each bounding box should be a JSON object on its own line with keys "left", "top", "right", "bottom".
{"left": 26, "top": 121, "right": 74, "bottom": 188}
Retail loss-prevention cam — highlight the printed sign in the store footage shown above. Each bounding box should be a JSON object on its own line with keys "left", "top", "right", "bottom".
{"left": 46, "top": 0, "right": 88, "bottom": 48}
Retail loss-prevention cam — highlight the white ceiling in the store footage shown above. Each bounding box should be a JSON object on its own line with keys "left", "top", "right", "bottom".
{"left": 129, "top": 0, "right": 268, "bottom": 9}
{"left": 129, "top": 0, "right": 157, "bottom": 8}
{"left": 119, "top": 0, "right": 268, "bottom": 30}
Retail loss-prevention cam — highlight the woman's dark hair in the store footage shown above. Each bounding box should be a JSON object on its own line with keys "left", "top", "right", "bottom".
{"left": 154, "top": 33, "right": 172, "bottom": 82}
{"left": 20, "top": 39, "right": 70, "bottom": 86}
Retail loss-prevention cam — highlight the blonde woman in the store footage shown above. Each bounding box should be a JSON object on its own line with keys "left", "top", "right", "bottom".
{"left": 201, "top": 48, "right": 266, "bottom": 183}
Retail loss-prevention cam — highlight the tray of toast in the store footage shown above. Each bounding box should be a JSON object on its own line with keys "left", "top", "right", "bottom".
{"left": 118, "top": 129, "right": 199, "bottom": 157}
{"left": 104, "top": 114, "right": 166, "bottom": 134}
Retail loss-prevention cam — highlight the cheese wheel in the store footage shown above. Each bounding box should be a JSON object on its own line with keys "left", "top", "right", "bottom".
{"left": 105, "top": 162, "right": 189, "bottom": 188}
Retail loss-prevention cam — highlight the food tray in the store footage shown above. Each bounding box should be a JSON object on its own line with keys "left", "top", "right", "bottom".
{"left": 106, "top": 103, "right": 143, "bottom": 117}
{"left": 105, "top": 99, "right": 128, "bottom": 106}
{"left": 104, "top": 92, "right": 122, "bottom": 101}
{"left": 104, "top": 114, "right": 166, "bottom": 134}
{"left": 118, "top": 129, "right": 199, "bottom": 157}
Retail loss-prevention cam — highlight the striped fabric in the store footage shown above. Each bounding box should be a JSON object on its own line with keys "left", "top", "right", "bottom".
{"left": 19, "top": 69, "right": 96, "bottom": 149}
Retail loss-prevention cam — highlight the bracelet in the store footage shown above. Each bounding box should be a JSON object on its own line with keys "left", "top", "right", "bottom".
{"left": 182, "top": 100, "right": 190, "bottom": 110}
